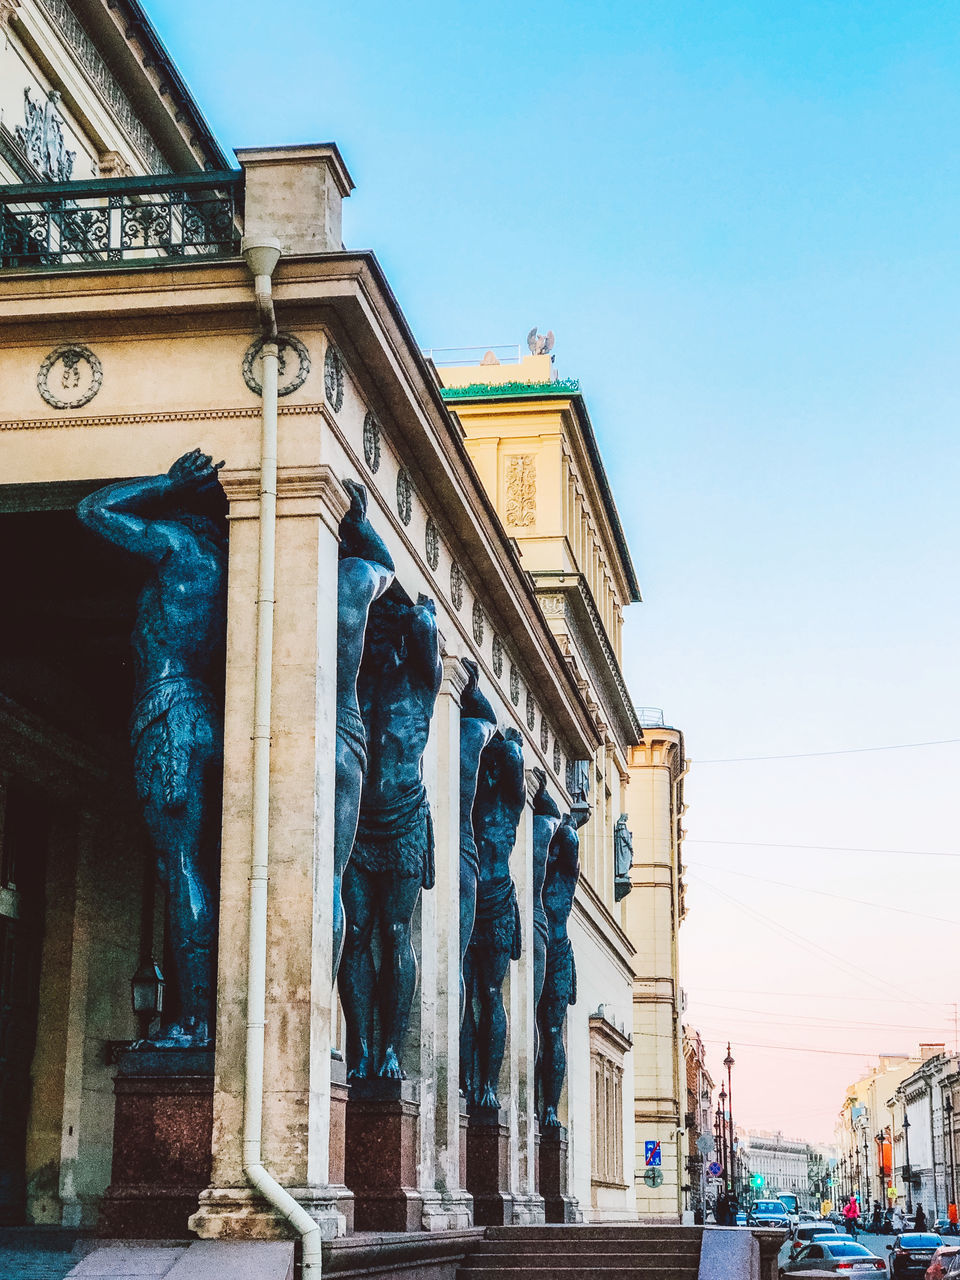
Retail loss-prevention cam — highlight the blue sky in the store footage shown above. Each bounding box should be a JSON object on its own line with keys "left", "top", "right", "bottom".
{"left": 153, "top": 0, "right": 960, "bottom": 1139}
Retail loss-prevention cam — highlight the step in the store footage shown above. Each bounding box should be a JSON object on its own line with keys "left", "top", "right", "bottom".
{"left": 464, "top": 1251, "right": 700, "bottom": 1264}
{"left": 471, "top": 1242, "right": 701, "bottom": 1256}
{"left": 483, "top": 1226, "right": 703, "bottom": 1241}
{"left": 459, "top": 1270, "right": 698, "bottom": 1279}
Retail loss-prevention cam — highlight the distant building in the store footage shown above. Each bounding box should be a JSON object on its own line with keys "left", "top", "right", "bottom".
{"left": 739, "top": 1130, "right": 811, "bottom": 1205}
{"left": 890, "top": 1046, "right": 960, "bottom": 1219}
{"left": 835, "top": 1051, "right": 924, "bottom": 1212}
{"left": 683, "top": 1028, "right": 714, "bottom": 1221}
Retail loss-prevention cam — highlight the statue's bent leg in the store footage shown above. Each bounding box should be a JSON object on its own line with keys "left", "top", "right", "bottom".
{"left": 338, "top": 861, "right": 378, "bottom": 1079}
{"left": 459, "top": 854, "right": 478, "bottom": 1022}
{"left": 475, "top": 944, "right": 511, "bottom": 1109}
{"left": 138, "top": 704, "right": 220, "bottom": 1047}
{"left": 377, "top": 872, "right": 422, "bottom": 1079}
{"left": 460, "top": 944, "right": 479, "bottom": 1100}
{"left": 333, "top": 732, "right": 364, "bottom": 981}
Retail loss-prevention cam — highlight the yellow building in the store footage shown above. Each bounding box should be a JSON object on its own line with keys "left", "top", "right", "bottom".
{"left": 836, "top": 1053, "right": 922, "bottom": 1212}
{"left": 437, "top": 354, "right": 688, "bottom": 1220}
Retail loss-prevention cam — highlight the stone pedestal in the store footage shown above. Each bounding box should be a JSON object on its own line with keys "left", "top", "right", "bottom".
{"left": 465, "top": 1107, "right": 513, "bottom": 1226}
{"left": 328, "top": 1057, "right": 355, "bottom": 1234}
{"left": 539, "top": 1125, "right": 577, "bottom": 1223}
{"left": 100, "top": 1048, "right": 213, "bottom": 1238}
{"left": 345, "top": 1079, "right": 422, "bottom": 1232}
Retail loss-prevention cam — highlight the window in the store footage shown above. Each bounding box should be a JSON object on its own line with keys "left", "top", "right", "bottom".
{"left": 589, "top": 1014, "right": 632, "bottom": 1191}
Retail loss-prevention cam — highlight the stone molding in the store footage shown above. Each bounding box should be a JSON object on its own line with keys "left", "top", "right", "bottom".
{"left": 220, "top": 464, "right": 349, "bottom": 534}
{"left": 0, "top": 402, "right": 328, "bottom": 433}
{"left": 440, "top": 654, "right": 470, "bottom": 698}
{"left": 0, "top": 0, "right": 21, "bottom": 29}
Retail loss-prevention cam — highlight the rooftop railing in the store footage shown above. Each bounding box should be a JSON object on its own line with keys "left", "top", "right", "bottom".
{"left": 0, "top": 170, "right": 242, "bottom": 269}
{"left": 423, "top": 343, "right": 523, "bottom": 367}
{"left": 636, "top": 707, "right": 667, "bottom": 728}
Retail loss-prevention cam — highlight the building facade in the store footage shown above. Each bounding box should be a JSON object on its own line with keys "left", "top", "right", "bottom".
{"left": 0, "top": 0, "right": 687, "bottom": 1262}
{"left": 739, "top": 1131, "right": 811, "bottom": 1207}
{"left": 835, "top": 1051, "right": 923, "bottom": 1214}
{"left": 890, "top": 1047, "right": 960, "bottom": 1221}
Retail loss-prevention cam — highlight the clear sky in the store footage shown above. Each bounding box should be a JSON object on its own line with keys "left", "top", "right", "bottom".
{"left": 151, "top": 0, "right": 960, "bottom": 1143}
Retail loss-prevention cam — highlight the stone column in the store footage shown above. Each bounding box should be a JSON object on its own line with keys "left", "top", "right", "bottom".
{"left": 427, "top": 656, "right": 472, "bottom": 1229}
{"left": 189, "top": 464, "right": 351, "bottom": 1242}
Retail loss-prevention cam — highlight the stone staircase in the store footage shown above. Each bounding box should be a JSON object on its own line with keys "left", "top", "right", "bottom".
{"left": 457, "top": 1225, "right": 704, "bottom": 1279}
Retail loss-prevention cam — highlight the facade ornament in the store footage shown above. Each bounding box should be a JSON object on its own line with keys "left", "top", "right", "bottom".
{"left": 461, "top": 728, "right": 526, "bottom": 1108}
{"left": 37, "top": 344, "right": 102, "bottom": 409}
{"left": 509, "top": 663, "right": 520, "bottom": 706}
{"left": 526, "top": 691, "right": 536, "bottom": 731}
{"left": 97, "top": 150, "right": 132, "bottom": 178}
{"left": 505, "top": 454, "right": 536, "bottom": 528}
{"left": 540, "top": 718, "right": 549, "bottom": 753}
{"left": 492, "top": 634, "right": 503, "bottom": 679}
{"left": 424, "top": 516, "right": 440, "bottom": 570}
{"left": 332, "top": 481, "right": 395, "bottom": 985}
{"left": 0, "top": 0, "right": 22, "bottom": 30}
{"left": 538, "top": 593, "right": 565, "bottom": 619}
{"left": 471, "top": 599, "right": 484, "bottom": 646}
{"left": 242, "top": 333, "right": 310, "bottom": 397}
{"left": 553, "top": 739, "right": 562, "bottom": 776}
{"left": 338, "top": 587, "right": 442, "bottom": 1082}
{"left": 450, "top": 559, "right": 463, "bottom": 611}
{"left": 77, "top": 450, "right": 228, "bottom": 1048}
{"left": 323, "top": 342, "right": 344, "bottom": 411}
{"left": 16, "top": 88, "right": 75, "bottom": 182}
{"left": 614, "top": 814, "right": 634, "bottom": 902}
{"left": 362, "top": 410, "right": 381, "bottom": 472}
{"left": 396, "top": 467, "right": 413, "bottom": 525}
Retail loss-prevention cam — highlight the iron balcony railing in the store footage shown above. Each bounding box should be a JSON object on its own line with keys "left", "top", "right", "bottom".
{"left": 0, "top": 170, "right": 243, "bottom": 269}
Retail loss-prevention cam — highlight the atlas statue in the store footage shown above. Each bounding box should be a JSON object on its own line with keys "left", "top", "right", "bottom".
{"left": 457, "top": 659, "right": 497, "bottom": 1022}
{"left": 77, "top": 449, "right": 228, "bottom": 1049}
{"left": 337, "top": 585, "right": 442, "bottom": 1081}
{"left": 531, "top": 768, "right": 561, "bottom": 1059}
{"left": 461, "top": 727, "right": 525, "bottom": 1109}
{"left": 537, "top": 803, "right": 588, "bottom": 1128}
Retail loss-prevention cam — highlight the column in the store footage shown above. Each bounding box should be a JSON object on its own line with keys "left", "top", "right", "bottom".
{"left": 190, "top": 464, "right": 351, "bottom": 1242}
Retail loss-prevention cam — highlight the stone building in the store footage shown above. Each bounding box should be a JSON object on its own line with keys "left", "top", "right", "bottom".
{"left": 889, "top": 1047, "right": 960, "bottom": 1220}
{"left": 835, "top": 1051, "right": 923, "bottom": 1213}
{"left": 739, "top": 1131, "right": 811, "bottom": 1206}
{"left": 0, "top": 0, "right": 688, "bottom": 1272}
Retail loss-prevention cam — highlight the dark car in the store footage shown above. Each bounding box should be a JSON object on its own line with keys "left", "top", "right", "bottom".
{"left": 888, "top": 1235, "right": 945, "bottom": 1278}
{"left": 781, "top": 1239, "right": 887, "bottom": 1273}
{"left": 750, "top": 1199, "right": 792, "bottom": 1229}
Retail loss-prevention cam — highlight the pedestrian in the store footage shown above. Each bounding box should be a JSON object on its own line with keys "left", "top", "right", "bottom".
{"left": 891, "top": 1205, "right": 904, "bottom": 1234}
{"left": 915, "top": 1203, "right": 927, "bottom": 1231}
{"left": 843, "top": 1194, "right": 860, "bottom": 1238}
{"left": 870, "top": 1201, "right": 882, "bottom": 1233}
{"left": 715, "top": 1189, "right": 729, "bottom": 1225}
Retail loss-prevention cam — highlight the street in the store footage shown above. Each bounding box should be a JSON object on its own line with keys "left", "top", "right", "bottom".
{"left": 777, "top": 1231, "right": 898, "bottom": 1273}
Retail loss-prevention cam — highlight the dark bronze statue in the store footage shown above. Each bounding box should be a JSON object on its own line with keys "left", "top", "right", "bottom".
{"left": 458, "top": 659, "right": 497, "bottom": 1022}
{"left": 531, "top": 769, "right": 561, "bottom": 1057}
{"left": 537, "top": 803, "right": 588, "bottom": 1128}
{"left": 614, "top": 813, "right": 634, "bottom": 902}
{"left": 77, "top": 449, "right": 227, "bottom": 1049}
{"left": 337, "top": 586, "right": 442, "bottom": 1081}
{"left": 333, "top": 480, "right": 395, "bottom": 981}
{"left": 461, "top": 727, "right": 525, "bottom": 1109}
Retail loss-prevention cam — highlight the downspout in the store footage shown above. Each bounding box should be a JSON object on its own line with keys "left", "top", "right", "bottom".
{"left": 240, "top": 237, "right": 323, "bottom": 1279}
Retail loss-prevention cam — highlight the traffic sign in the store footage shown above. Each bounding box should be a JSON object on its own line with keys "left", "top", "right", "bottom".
{"left": 696, "top": 1134, "right": 715, "bottom": 1156}
{"left": 644, "top": 1140, "right": 662, "bottom": 1167}
{"left": 708, "top": 1161, "right": 723, "bottom": 1177}
{"left": 644, "top": 1168, "right": 664, "bottom": 1188}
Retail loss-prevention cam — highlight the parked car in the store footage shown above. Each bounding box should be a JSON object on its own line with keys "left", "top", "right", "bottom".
{"left": 750, "top": 1199, "right": 792, "bottom": 1229}
{"left": 888, "top": 1235, "right": 945, "bottom": 1278}
{"left": 780, "top": 1239, "right": 887, "bottom": 1274}
{"left": 925, "top": 1245, "right": 960, "bottom": 1279}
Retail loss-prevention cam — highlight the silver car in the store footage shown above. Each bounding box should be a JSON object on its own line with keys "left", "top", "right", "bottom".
{"left": 781, "top": 1238, "right": 888, "bottom": 1274}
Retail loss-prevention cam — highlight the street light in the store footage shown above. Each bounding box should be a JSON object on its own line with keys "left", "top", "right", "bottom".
{"left": 862, "top": 1127, "right": 871, "bottom": 1210}
{"left": 718, "top": 1085, "right": 729, "bottom": 1189}
{"left": 903, "top": 1115, "right": 914, "bottom": 1215}
{"left": 724, "top": 1043, "right": 736, "bottom": 1201}
{"left": 946, "top": 1096, "right": 957, "bottom": 1209}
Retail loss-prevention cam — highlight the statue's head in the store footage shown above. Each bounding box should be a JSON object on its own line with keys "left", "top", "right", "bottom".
{"left": 171, "top": 479, "right": 228, "bottom": 551}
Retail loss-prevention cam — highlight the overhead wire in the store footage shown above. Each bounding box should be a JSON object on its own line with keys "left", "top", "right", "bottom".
{"left": 696, "top": 738, "right": 960, "bottom": 763}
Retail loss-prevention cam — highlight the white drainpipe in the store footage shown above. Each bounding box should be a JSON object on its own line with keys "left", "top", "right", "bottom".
{"left": 240, "top": 237, "right": 324, "bottom": 1279}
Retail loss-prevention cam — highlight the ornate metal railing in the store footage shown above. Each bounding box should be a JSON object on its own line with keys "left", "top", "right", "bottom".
{"left": 0, "top": 171, "right": 242, "bottom": 269}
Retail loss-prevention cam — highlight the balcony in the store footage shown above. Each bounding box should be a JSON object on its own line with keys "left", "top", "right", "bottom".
{"left": 0, "top": 170, "right": 242, "bottom": 270}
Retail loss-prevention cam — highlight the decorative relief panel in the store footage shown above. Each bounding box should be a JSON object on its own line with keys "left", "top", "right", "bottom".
{"left": 363, "top": 411, "right": 381, "bottom": 473}
{"left": 539, "top": 593, "right": 566, "bottom": 619}
{"left": 37, "top": 344, "right": 102, "bottom": 409}
{"left": 242, "top": 334, "right": 310, "bottom": 397}
{"left": 324, "top": 344, "right": 344, "bottom": 412}
{"left": 492, "top": 635, "right": 504, "bottom": 679}
{"left": 16, "top": 88, "right": 75, "bottom": 182}
{"left": 505, "top": 454, "right": 536, "bottom": 528}
{"left": 509, "top": 664, "right": 520, "bottom": 706}
{"left": 396, "top": 468, "right": 413, "bottom": 525}
{"left": 425, "top": 516, "right": 440, "bottom": 570}
{"left": 526, "top": 692, "right": 536, "bottom": 731}
{"left": 450, "top": 561, "right": 464, "bottom": 611}
{"left": 540, "top": 719, "right": 549, "bottom": 752}
{"left": 553, "top": 740, "right": 562, "bottom": 775}
{"left": 472, "top": 600, "right": 484, "bottom": 646}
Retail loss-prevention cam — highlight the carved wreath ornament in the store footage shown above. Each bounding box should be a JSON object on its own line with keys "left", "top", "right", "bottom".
{"left": 242, "top": 334, "right": 310, "bottom": 397}
{"left": 324, "top": 343, "right": 344, "bottom": 412}
{"left": 37, "top": 343, "right": 102, "bottom": 409}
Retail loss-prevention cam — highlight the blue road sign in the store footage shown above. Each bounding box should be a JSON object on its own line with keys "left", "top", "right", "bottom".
{"left": 644, "top": 1140, "right": 662, "bottom": 1167}
{"left": 708, "top": 1161, "right": 723, "bottom": 1177}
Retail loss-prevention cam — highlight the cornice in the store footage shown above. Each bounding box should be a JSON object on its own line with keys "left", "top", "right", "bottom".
{"left": 589, "top": 1013, "right": 633, "bottom": 1058}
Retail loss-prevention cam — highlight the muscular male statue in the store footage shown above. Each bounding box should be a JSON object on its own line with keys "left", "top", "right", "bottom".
{"left": 458, "top": 659, "right": 497, "bottom": 1022}
{"left": 77, "top": 449, "right": 227, "bottom": 1048}
{"left": 531, "top": 769, "right": 561, "bottom": 1059}
{"left": 338, "top": 586, "right": 442, "bottom": 1081}
{"left": 537, "top": 804, "right": 589, "bottom": 1128}
{"left": 461, "top": 727, "right": 525, "bottom": 1109}
{"left": 333, "top": 480, "right": 394, "bottom": 980}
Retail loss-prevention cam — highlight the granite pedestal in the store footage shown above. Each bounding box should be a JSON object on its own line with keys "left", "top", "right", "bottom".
{"left": 344, "top": 1078, "right": 422, "bottom": 1232}
{"left": 465, "top": 1106, "right": 512, "bottom": 1226}
{"left": 100, "top": 1047, "right": 213, "bottom": 1238}
{"left": 538, "top": 1124, "right": 577, "bottom": 1223}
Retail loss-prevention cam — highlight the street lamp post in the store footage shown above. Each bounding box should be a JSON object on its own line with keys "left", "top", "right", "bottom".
{"left": 862, "top": 1127, "right": 871, "bottom": 1211}
{"left": 877, "top": 1130, "right": 887, "bottom": 1209}
{"left": 903, "top": 1115, "right": 914, "bottom": 1215}
{"left": 724, "top": 1044, "right": 736, "bottom": 1203}
{"left": 718, "top": 1088, "right": 728, "bottom": 1190}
